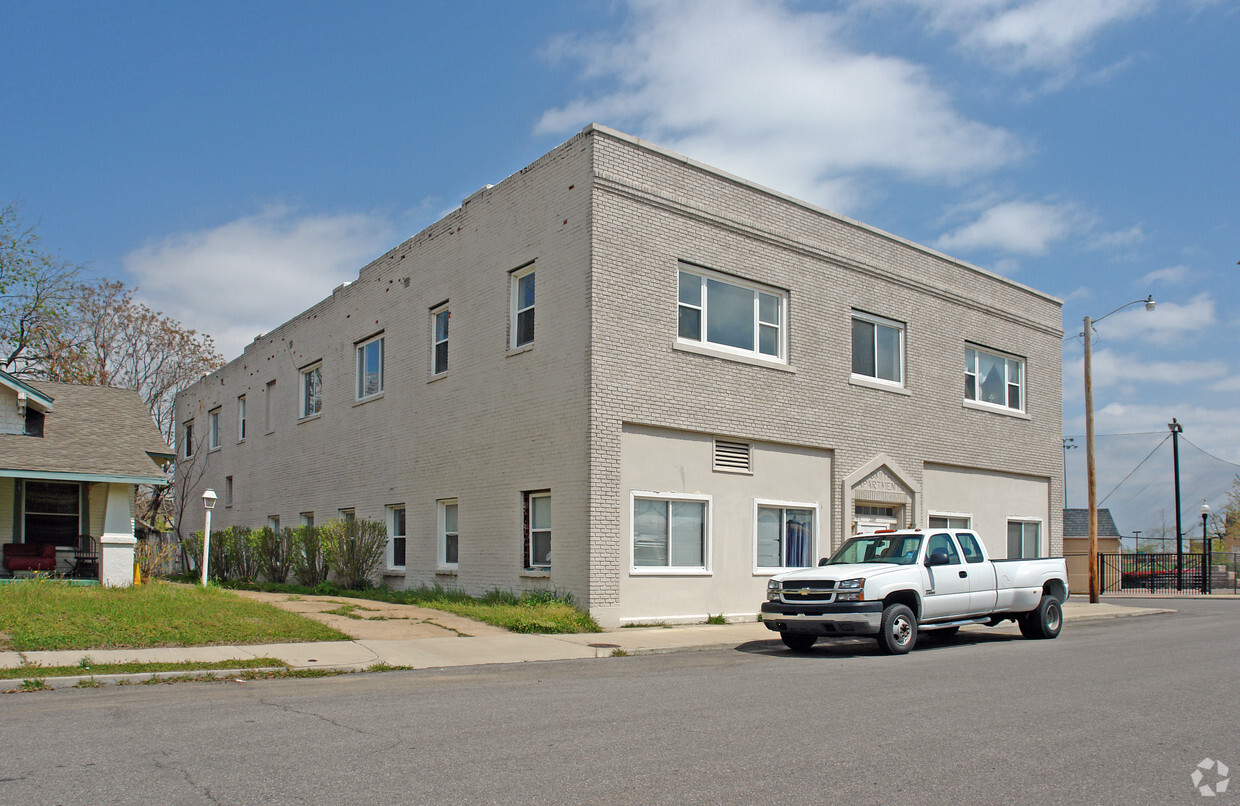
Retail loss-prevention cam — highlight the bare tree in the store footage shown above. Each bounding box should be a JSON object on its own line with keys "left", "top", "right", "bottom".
{"left": 0, "top": 201, "right": 80, "bottom": 376}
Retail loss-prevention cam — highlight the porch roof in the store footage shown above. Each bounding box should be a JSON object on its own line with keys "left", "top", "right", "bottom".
{"left": 0, "top": 381, "right": 173, "bottom": 487}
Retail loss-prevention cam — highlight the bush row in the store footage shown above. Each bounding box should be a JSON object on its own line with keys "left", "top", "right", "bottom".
{"left": 183, "top": 519, "right": 388, "bottom": 590}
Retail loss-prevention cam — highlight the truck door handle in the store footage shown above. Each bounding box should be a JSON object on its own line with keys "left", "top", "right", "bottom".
{"left": 958, "top": 570, "right": 968, "bottom": 578}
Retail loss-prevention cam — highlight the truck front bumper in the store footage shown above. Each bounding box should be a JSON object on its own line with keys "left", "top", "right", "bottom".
{"left": 760, "top": 601, "right": 885, "bottom": 636}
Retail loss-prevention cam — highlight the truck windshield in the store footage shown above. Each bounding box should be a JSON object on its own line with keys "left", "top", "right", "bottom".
{"left": 826, "top": 535, "right": 923, "bottom": 565}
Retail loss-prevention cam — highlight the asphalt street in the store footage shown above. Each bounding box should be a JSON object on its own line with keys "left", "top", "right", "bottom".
{"left": 1, "top": 598, "right": 1236, "bottom": 805}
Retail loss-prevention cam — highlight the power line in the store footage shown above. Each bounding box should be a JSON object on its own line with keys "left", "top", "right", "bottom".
{"left": 1100, "top": 433, "right": 1172, "bottom": 506}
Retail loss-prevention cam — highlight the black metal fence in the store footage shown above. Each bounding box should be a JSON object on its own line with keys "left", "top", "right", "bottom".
{"left": 1098, "top": 552, "right": 1240, "bottom": 595}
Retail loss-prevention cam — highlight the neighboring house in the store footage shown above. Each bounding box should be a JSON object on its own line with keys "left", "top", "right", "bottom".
{"left": 1062, "top": 507, "right": 1123, "bottom": 594}
{"left": 0, "top": 370, "right": 174, "bottom": 585}
{"left": 176, "top": 124, "right": 1064, "bottom": 627}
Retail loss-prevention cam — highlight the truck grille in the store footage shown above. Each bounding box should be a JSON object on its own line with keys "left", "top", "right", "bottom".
{"left": 778, "top": 580, "right": 836, "bottom": 602}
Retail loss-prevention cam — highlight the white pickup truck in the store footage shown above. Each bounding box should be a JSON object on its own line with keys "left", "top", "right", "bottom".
{"left": 761, "top": 529, "right": 1069, "bottom": 654}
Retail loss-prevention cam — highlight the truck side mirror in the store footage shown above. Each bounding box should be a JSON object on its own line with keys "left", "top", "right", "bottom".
{"left": 926, "top": 551, "right": 950, "bottom": 566}
{"left": 818, "top": 557, "right": 829, "bottom": 566}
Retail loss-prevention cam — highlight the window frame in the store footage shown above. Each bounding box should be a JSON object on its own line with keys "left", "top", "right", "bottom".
{"left": 1007, "top": 518, "right": 1042, "bottom": 559}
{"left": 208, "top": 407, "right": 221, "bottom": 450}
{"left": 356, "top": 334, "right": 385, "bottom": 400}
{"left": 225, "top": 476, "right": 234, "bottom": 508}
{"left": 851, "top": 310, "right": 905, "bottom": 388}
{"left": 928, "top": 513, "right": 972, "bottom": 531}
{"left": 299, "top": 362, "right": 323, "bottom": 419}
{"left": 431, "top": 303, "right": 450, "bottom": 376}
{"left": 299, "top": 511, "right": 314, "bottom": 528}
{"left": 237, "top": 395, "right": 246, "bottom": 442}
{"left": 965, "top": 344, "right": 1026, "bottom": 414}
{"left": 268, "top": 515, "right": 280, "bottom": 533}
{"left": 523, "top": 490, "right": 551, "bottom": 570}
{"left": 753, "top": 499, "right": 818, "bottom": 574}
{"left": 387, "top": 504, "right": 406, "bottom": 570}
{"left": 676, "top": 265, "right": 788, "bottom": 364}
{"left": 183, "top": 420, "right": 195, "bottom": 458}
{"left": 510, "top": 264, "right": 536, "bottom": 349}
{"left": 438, "top": 499, "right": 459, "bottom": 570}
{"left": 23, "top": 480, "right": 82, "bottom": 548}
{"left": 630, "top": 491, "right": 712, "bottom": 576}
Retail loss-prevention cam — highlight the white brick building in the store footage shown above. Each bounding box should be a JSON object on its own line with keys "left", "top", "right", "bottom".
{"left": 176, "top": 125, "right": 1063, "bottom": 627}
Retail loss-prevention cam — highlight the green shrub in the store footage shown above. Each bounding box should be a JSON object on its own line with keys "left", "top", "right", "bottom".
{"left": 291, "top": 524, "right": 332, "bottom": 587}
{"left": 255, "top": 526, "right": 296, "bottom": 584}
{"left": 324, "top": 518, "right": 388, "bottom": 590}
{"left": 225, "top": 526, "right": 261, "bottom": 583}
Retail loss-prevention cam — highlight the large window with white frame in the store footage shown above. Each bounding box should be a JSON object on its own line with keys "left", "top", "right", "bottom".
{"left": 851, "top": 311, "right": 904, "bottom": 386}
{"left": 678, "top": 266, "right": 786, "bottom": 362}
{"left": 1007, "top": 519, "right": 1041, "bottom": 559}
{"left": 632, "top": 492, "right": 710, "bottom": 572}
{"left": 511, "top": 265, "right": 535, "bottom": 349}
{"left": 387, "top": 505, "right": 406, "bottom": 569}
{"left": 523, "top": 490, "right": 550, "bottom": 569}
{"left": 300, "top": 362, "right": 322, "bottom": 419}
{"left": 208, "top": 408, "right": 221, "bottom": 449}
{"left": 356, "top": 334, "right": 384, "bottom": 399}
{"left": 755, "top": 502, "right": 815, "bottom": 570}
{"left": 438, "top": 499, "right": 458, "bottom": 570}
{"left": 431, "top": 304, "right": 449, "bottom": 375}
{"left": 965, "top": 345, "right": 1025, "bottom": 412}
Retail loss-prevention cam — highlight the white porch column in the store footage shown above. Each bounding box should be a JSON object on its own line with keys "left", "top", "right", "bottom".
{"left": 99, "top": 483, "right": 137, "bottom": 587}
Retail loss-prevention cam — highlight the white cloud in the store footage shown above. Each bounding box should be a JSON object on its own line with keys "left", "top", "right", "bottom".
{"left": 934, "top": 199, "right": 1082, "bottom": 255}
{"left": 1091, "top": 401, "right": 1240, "bottom": 465}
{"left": 1139, "top": 264, "right": 1190, "bottom": 285}
{"left": 123, "top": 205, "right": 396, "bottom": 361}
{"left": 537, "top": 0, "right": 1023, "bottom": 212}
{"left": 1088, "top": 225, "right": 1145, "bottom": 251}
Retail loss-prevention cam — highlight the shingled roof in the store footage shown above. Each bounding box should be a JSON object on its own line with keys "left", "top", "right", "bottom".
{"left": 0, "top": 379, "right": 173, "bottom": 485}
{"left": 1063, "top": 508, "right": 1123, "bottom": 538}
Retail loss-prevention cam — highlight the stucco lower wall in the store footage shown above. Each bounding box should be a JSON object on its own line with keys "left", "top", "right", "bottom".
{"left": 611, "top": 424, "right": 832, "bottom": 626}
{"left": 923, "top": 464, "right": 1053, "bottom": 559}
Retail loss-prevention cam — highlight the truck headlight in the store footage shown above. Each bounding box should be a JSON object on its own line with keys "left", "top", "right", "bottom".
{"left": 835, "top": 578, "right": 865, "bottom": 601}
{"left": 767, "top": 579, "right": 781, "bottom": 601}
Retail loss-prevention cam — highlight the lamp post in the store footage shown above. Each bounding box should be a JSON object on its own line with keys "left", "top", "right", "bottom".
{"left": 1084, "top": 295, "right": 1155, "bottom": 603}
{"left": 201, "top": 488, "right": 217, "bottom": 585}
{"left": 1201, "top": 500, "right": 1210, "bottom": 594}
{"left": 1170, "top": 418, "right": 1183, "bottom": 590}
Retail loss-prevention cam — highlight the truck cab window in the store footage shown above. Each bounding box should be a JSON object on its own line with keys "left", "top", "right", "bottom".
{"left": 926, "top": 533, "right": 961, "bottom": 565}
{"left": 956, "top": 532, "right": 985, "bottom": 563}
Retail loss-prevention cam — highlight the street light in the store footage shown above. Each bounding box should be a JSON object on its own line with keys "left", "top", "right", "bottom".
{"left": 1085, "top": 295, "right": 1155, "bottom": 603}
{"left": 1202, "top": 500, "right": 1211, "bottom": 594}
{"left": 201, "top": 488, "right": 217, "bottom": 586}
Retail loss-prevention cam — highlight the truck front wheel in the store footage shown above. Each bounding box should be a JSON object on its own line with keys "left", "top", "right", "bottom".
{"left": 1020, "top": 595, "right": 1063, "bottom": 640}
{"left": 877, "top": 603, "right": 917, "bottom": 654}
{"left": 780, "top": 632, "right": 817, "bottom": 652}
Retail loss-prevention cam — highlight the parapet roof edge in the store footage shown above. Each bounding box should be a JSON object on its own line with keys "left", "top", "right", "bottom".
{"left": 579, "top": 123, "right": 1062, "bottom": 308}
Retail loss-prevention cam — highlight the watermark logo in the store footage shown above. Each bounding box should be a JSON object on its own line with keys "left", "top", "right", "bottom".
{"left": 1192, "top": 758, "right": 1230, "bottom": 797}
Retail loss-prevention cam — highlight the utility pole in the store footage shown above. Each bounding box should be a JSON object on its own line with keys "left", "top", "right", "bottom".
{"left": 1169, "top": 418, "right": 1183, "bottom": 591}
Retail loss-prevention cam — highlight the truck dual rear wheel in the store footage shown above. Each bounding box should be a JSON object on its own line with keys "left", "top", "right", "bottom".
{"left": 1019, "top": 595, "right": 1063, "bottom": 640}
{"left": 877, "top": 603, "right": 917, "bottom": 654}
{"left": 780, "top": 632, "right": 817, "bottom": 652}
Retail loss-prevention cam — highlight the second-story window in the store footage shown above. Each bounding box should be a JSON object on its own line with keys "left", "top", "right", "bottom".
{"left": 965, "top": 345, "right": 1024, "bottom": 412}
{"left": 511, "top": 265, "right": 535, "bottom": 348}
{"left": 356, "top": 334, "right": 384, "bottom": 399}
{"left": 208, "top": 408, "right": 221, "bottom": 449}
{"left": 237, "top": 395, "right": 246, "bottom": 441}
{"left": 184, "top": 421, "right": 194, "bottom": 458}
{"left": 300, "top": 363, "right": 322, "bottom": 418}
{"left": 677, "top": 265, "right": 785, "bottom": 362}
{"left": 432, "top": 304, "right": 449, "bottom": 375}
{"left": 851, "top": 311, "right": 905, "bottom": 386}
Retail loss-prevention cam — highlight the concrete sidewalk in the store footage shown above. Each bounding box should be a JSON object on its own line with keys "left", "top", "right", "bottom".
{"left": 0, "top": 598, "right": 1175, "bottom": 688}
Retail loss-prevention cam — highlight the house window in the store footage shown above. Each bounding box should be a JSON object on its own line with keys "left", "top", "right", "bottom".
{"left": 268, "top": 515, "right": 280, "bottom": 533}
{"left": 756, "top": 504, "right": 815, "bottom": 569}
{"left": 237, "top": 395, "right": 246, "bottom": 441}
{"left": 632, "top": 493, "right": 709, "bottom": 571}
{"left": 524, "top": 491, "right": 550, "bottom": 569}
{"left": 300, "top": 512, "right": 314, "bottom": 528}
{"left": 24, "top": 480, "right": 80, "bottom": 548}
{"left": 677, "top": 266, "right": 786, "bottom": 361}
{"left": 209, "top": 408, "right": 221, "bottom": 449}
{"left": 851, "top": 311, "right": 904, "bottom": 385}
{"left": 265, "top": 380, "right": 276, "bottom": 432}
{"left": 439, "top": 499, "right": 458, "bottom": 569}
{"left": 300, "top": 363, "right": 322, "bottom": 418}
{"left": 184, "top": 421, "right": 194, "bottom": 458}
{"left": 966, "top": 346, "right": 1024, "bottom": 412}
{"left": 24, "top": 408, "right": 45, "bottom": 437}
{"left": 1008, "top": 520, "right": 1041, "bottom": 559}
{"left": 432, "top": 304, "right": 449, "bottom": 375}
{"left": 929, "top": 514, "right": 971, "bottom": 530}
{"left": 511, "top": 265, "right": 535, "bottom": 348}
{"left": 356, "top": 334, "right": 385, "bottom": 399}
{"left": 387, "top": 505, "right": 406, "bottom": 568}
{"left": 340, "top": 508, "right": 356, "bottom": 522}
{"left": 225, "top": 476, "right": 234, "bottom": 508}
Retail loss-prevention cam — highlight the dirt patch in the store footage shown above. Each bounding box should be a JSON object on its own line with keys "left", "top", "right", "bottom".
{"left": 227, "top": 590, "right": 510, "bottom": 640}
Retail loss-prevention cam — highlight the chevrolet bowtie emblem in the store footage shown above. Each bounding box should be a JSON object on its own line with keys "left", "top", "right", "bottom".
{"left": 799, "top": 588, "right": 811, "bottom": 596}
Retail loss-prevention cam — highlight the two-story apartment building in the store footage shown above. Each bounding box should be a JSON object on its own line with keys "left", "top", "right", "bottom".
{"left": 176, "top": 124, "right": 1063, "bottom": 627}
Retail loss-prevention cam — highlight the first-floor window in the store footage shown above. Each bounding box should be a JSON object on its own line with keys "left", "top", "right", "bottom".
{"left": 300, "top": 512, "right": 314, "bottom": 528}
{"left": 268, "top": 515, "right": 280, "bottom": 533}
{"left": 756, "top": 505, "right": 814, "bottom": 569}
{"left": 1008, "top": 520, "right": 1041, "bottom": 559}
{"left": 300, "top": 363, "right": 322, "bottom": 418}
{"left": 388, "top": 505, "right": 406, "bottom": 568}
{"left": 632, "top": 494, "right": 709, "bottom": 570}
{"left": 439, "top": 499, "right": 458, "bottom": 568}
{"left": 24, "top": 480, "right": 81, "bottom": 548}
{"left": 524, "top": 491, "right": 550, "bottom": 569}
{"left": 929, "top": 514, "right": 971, "bottom": 530}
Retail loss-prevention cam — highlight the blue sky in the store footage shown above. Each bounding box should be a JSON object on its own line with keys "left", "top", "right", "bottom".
{"left": 3, "top": 1, "right": 1237, "bottom": 514}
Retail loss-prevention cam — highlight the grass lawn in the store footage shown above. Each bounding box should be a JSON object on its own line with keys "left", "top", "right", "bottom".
{"left": 0, "top": 580, "right": 348, "bottom": 652}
